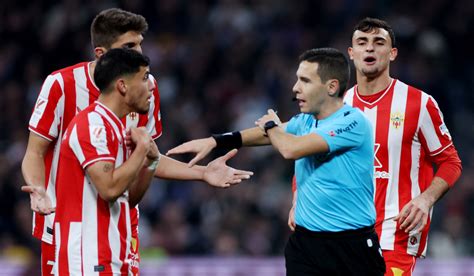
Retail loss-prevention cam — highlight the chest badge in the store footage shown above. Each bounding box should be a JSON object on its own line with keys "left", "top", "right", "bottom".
{"left": 390, "top": 112, "right": 404, "bottom": 129}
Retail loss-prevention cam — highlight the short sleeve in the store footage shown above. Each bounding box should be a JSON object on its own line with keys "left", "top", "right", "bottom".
{"left": 68, "top": 112, "right": 116, "bottom": 169}
{"left": 315, "top": 111, "right": 372, "bottom": 153}
{"left": 419, "top": 95, "right": 453, "bottom": 156}
{"left": 29, "top": 74, "right": 64, "bottom": 141}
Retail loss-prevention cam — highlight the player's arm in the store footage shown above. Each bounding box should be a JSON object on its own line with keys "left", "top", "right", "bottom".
{"left": 395, "top": 95, "right": 462, "bottom": 233}
{"left": 21, "top": 132, "right": 55, "bottom": 214}
{"left": 86, "top": 128, "right": 150, "bottom": 202}
{"left": 154, "top": 149, "right": 253, "bottom": 187}
{"left": 395, "top": 146, "right": 462, "bottom": 233}
{"left": 166, "top": 126, "right": 272, "bottom": 167}
{"left": 256, "top": 109, "right": 328, "bottom": 159}
{"left": 128, "top": 134, "right": 160, "bottom": 207}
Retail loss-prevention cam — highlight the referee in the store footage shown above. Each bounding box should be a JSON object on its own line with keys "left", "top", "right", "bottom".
{"left": 167, "top": 48, "right": 386, "bottom": 275}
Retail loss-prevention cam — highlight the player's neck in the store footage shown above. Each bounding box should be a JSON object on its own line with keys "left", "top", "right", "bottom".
{"left": 356, "top": 73, "right": 392, "bottom": 96}
{"left": 98, "top": 94, "right": 129, "bottom": 119}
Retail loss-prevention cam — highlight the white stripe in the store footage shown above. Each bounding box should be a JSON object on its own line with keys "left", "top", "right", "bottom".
{"left": 343, "top": 87, "right": 355, "bottom": 106}
{"left": 48, "top": 76, "right": 65, "bottom": 139}
{"left": 68, "top": 222, "right": 83, "bottom": 274}
{"left": 380, "top": 81, "right": 408, "bottom": 250}
{"left": 82, "top": 175, "right": 99, "bottom": 276}
{"left": 363, "top": 106, "right": 378, "bottom": 199}
{"left": 419, "top": 95, "right": 442, "bottom": 151}
{"left": 109, "top": 201, "right": 124, "bottom": 273}
{"left": 29, "top": 74, "right": 63, "bottom": 130}
{"left": 95, "top": 105, "right": 123, "bottom": 145}
{"left": 54, "top": 222, "right": 60, "bottom": 276}
{"left": 69, "top": 125, "right": 86, "bottom": 165}
{"left": 74, "top": 66, "right": 91, "bottom": 114}
{"left": 87, "top": 112, "right": 110, "bottom": 155}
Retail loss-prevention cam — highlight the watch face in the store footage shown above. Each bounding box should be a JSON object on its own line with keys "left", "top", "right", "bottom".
{"left": 264, "top": 120, "right": 277, "bottom": 132}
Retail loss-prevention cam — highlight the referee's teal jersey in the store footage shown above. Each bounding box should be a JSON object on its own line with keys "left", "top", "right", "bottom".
{"left": 286, "top": 104, "right": 376, "bottom": 232}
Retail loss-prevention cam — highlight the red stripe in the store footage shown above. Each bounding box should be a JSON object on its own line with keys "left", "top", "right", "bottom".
{"left": 57, "top": 223, "right": 70, "bottom": 275}
{"left": 353, "top": 85, "right": 394, "bottom": 238}
{"left": 417, "top": 216, "right": 430, "bottom": 256}
{"left": 85, "top": 63, "right": 100, "bottom": 104}
{"left": 118, "top": 202, "right": 129, "bottom": 275}
{"left": 35, "top": 80, "right": 62, "bottom": 138}
{"left": 394, "top": 86, "right": 421, "bottom": 253}
{"left": 62, "top": 69, "right": 78, "bottom": 137}
{"left": 97, "top": 197, "right": 112, "bottom": 275}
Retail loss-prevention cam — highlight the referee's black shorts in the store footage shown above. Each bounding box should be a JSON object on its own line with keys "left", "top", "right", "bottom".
{"left": 285, "top": 225, "right": 386, "bottom": 276}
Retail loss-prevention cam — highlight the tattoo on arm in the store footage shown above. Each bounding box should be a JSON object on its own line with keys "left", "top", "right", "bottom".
{"left": 103, "top": 163, "right": 113, "bottom": 173}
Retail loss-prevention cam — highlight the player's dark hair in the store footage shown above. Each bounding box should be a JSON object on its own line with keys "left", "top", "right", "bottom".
{"left": 299, "top": 48, "right": 350, "bottom": 98}
{"left": 91, "top": 8, "right": 148, "bottom": 49}
{"left": 94, "top": 48, "right": 150, "bottom": 93}
{"left": 353, "top": 17, "right": 396, "bottom": 47}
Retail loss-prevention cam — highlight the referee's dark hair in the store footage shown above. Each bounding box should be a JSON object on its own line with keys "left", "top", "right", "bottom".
{"left": 94, "top": 48, "right": 150, "bottom": 94}
{"left": 299, "top": 48, "right": 350, "bottom": 98}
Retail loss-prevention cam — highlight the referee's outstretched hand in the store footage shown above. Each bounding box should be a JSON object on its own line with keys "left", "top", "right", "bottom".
{"left": 167, "top": 137, "right": 217, "bottom": 167}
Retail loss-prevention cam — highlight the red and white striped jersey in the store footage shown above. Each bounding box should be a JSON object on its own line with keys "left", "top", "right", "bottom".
{"left": 55, "top": 102, "right": 132, "bottom": 275}
{"left": 28, "top": 61, "right": 162, "bottom": 245}
{"left": 344, "top": 79, "right": 454, "bottom": 257}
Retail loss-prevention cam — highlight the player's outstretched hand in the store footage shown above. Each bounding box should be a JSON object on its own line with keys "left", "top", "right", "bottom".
{"left": 21, "top": 185, "right": 55, "bottom": 215}
{"left": 394, "top": 194, "right": 430, "bottom": 234}
{"left": 203, "top": 149, "right": 253, "bottom": 188}
{"left": 166, "top": 137, "right": 217, "bottom": 167}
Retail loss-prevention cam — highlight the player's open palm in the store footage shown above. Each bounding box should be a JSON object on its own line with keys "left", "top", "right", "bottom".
{"left": 21, "top": 185, "right": 55, "bottom": 215}
{"left": 167, "top": 137, "right": 217, "bottom": 167}
{"left": 394, "top": 195, "right": 431, "bottom": 234}
{"left": 203, "top": 149, "right": 253, "bottom": 188}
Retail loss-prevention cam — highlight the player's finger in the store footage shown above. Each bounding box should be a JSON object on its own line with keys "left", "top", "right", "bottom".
{"left": 21, "top": 186, "right": 35, "bottom": 193}
{"left": 400, "top": 209, "right": 418, "bottom": 229}
{"left": 233, "top": 169, "right": 254, "bottom": 176}
{"left": 405, "top": 212, "right": 425, "bottom": 233}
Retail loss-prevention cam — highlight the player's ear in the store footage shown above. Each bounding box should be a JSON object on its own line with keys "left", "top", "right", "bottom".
{"left": 94, "top": 47, "right": 107, "bottom": 59}
{"left": 389, "top": 47, "right": 398, "bottom": 61}
{"left": 348, "top": 47, "right": 354, "bottom": 60}
{"left": 116, "top": 79, "right": 127, "bottom": 95}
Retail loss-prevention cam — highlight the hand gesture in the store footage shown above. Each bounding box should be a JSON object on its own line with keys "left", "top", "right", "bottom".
{"left": 21, "top": 185, "right": 55, "bottom": 215}
{"left": 255, "top": 109, "right": 281, "bottom": 131}
{"left": 203, "top": 149, "right": 253, "bottom": 188}
{"left": 126, "top": 127, "right": 151, "bottom": 154}
{"left": 394, "top": 194, "right": 431, "bottom": 234}
{"left": 167, "top": 137, "right": 217, "bottom": 167}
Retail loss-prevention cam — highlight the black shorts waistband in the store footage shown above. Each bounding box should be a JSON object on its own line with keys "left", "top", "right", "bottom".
{"left": 295, "top": 225, "right": 375, "bottom": 238}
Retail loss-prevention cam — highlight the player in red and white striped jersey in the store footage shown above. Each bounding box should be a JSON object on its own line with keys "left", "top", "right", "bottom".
{"left": 54, "top": 48, "right": 253, "bottom": 275}
{"left": 21, "top": 9, "right": 160, "bottom": 276}
{"left": 55, "top": 48, "right": 156, "bottom": 275}
{"left": 344, "top": 18, "right": 462, "bottom": 275}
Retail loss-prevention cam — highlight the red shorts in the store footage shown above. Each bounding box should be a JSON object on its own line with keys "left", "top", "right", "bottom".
{"left": 41, "top": 241, "right": 55, "bottom": 275}
{"left": 383, "top": 250, "right": 417, "bottom": 276}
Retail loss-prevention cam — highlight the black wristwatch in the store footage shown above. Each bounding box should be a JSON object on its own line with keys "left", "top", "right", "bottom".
{"left": 264, "top": 120, "right": 279, "bottom": 134}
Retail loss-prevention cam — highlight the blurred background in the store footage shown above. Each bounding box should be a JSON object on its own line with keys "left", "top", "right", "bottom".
{"left": 1, "top": 0, "right": 473, "bottom": 275}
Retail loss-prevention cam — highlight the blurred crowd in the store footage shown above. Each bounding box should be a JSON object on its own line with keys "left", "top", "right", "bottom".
{"left": 0, "top": 0, "right": 473, "bottom": 269}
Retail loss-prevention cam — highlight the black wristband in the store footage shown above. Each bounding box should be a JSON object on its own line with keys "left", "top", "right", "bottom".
{"left": 212, "top": 131, "right": 242, "bottom": 149}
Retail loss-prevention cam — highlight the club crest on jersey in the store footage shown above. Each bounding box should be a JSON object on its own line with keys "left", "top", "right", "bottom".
{"left": 390, "top": 112, "right": 404, "bottom": 129}
{"left": 128, "top": 112, "right": 138, "bottom": 121}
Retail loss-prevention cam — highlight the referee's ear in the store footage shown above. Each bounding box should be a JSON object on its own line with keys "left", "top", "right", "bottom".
{"left": 326, "top": 79, "right": 339, "bottom": 97}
